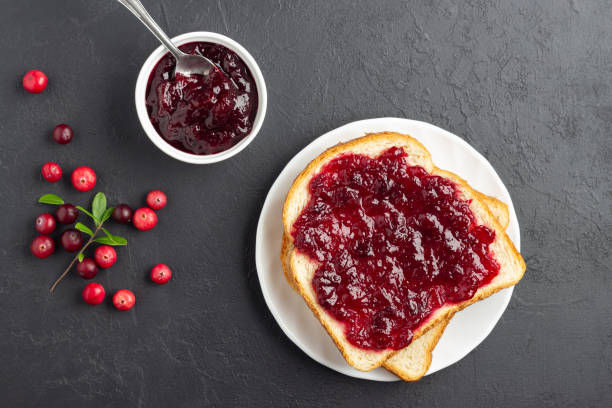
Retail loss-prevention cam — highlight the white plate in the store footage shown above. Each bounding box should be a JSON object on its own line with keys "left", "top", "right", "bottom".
{"left": 255, "top": 118, "right": 521, "bottom": 381}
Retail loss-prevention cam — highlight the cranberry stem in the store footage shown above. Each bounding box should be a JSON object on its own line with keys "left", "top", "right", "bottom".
{"left": 49, "top": 223, "right": 104, "bottom": 293}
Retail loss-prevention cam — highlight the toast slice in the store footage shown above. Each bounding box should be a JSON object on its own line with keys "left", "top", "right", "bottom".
{"left": 281, "top": 194, "right": 510, "bottom": 380}
{"left": 282, "top": 132, "right": 526, "bottom": 372}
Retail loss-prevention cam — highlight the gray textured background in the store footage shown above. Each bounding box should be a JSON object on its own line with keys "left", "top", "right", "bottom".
{"left": 1, "top": 0, "right": 610, "bottom": 406}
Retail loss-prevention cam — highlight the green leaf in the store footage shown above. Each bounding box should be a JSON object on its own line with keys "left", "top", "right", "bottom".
{"left": 101, "top": 227, "right": 113, "bottom": 239}
{"left": 110, "top": 235, "right": 127, "bottom": 245}
{"left": 94, "top": 236, "right": 127, "bottom": 246}
{"left": 76, "top": 206, "right": 95, "bottom": 220}
{"left": 101, "top": 207, "right": 114, "bottom": 224}
{"left": 92, "top": 193, "right": 107, "bottom": 222}
{"left": 75, "top": 222, "right": 93, "bottom": 236}
{"left": 93, "top": 236, "right": 113, "bottom": 245}
{"left": 96, "top": 228, "right": 127, "bottom": 246}
{"left": 38, "top": 194, "right": 64, "bottom": 205}
{"left": 78, "top": 252, "right": 84, "bottom": 262}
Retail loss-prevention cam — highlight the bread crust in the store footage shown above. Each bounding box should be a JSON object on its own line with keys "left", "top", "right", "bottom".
{"left": 384, "top": 317, "right": 451, "bottom": 381}
{"left": 282, "top": 132, "right": 526, "bottom": 372}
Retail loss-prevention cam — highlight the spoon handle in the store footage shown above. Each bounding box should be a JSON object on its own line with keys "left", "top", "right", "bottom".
{"left": 116, "top": 0, "right": 183, "bottom": 59}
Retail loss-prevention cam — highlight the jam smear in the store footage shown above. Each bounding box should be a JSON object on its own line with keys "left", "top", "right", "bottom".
{"left": 291, "top": 147, "right": 500, "bottom": 351}
{"left": 146, "top": 42, "right": 258, "bottom": 155}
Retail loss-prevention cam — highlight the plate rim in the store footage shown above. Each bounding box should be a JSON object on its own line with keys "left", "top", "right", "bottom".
{"left": 255, "top": 117, "right": 520, "bottom": 381}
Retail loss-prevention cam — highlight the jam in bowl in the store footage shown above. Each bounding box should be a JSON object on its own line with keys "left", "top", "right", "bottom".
{"left": 146, "top": 42, "right": 258, "bottom": 155}
{"left": 135, "top": 32, "right": 267, "bottom": 164}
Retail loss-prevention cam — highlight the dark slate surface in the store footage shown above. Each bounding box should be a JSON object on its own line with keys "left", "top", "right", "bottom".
{"left": 1, "top": 0, "right": 610, "bottom": 406}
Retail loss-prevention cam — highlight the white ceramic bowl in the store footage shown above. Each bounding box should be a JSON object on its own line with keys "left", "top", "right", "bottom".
{"left": 135, "top": 32, "right": 267, "bottom": 164}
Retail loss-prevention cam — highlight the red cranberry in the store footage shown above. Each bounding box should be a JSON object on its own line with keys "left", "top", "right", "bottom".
{"left": 52, "top": 124, "right": 73, "bottom": 145}
{"left": 76, "top": 258, "right": 98, "bottom": 279}
{"left": 151, "top": 264, "right": 172, "bottom": 284}
{"left": 60, "top": 229, "right": 83, "bottom": 252}
{"left": 82, "top": 283, "right": 105, "bottom": 305}
{"left": 35, "top": 213, "right": 56, "bottom": 234}
{"left": 41, "top": 162, "right": 62, "bottom": 182}
{"left": 146, "top": 190, "right": 167, "bottom": 210}
{"left": 94, "top": 245, "right": 117, "bottom": 268}
{"left": 30, "top": 235, "right": 55, "bottom": 258}
{"left": 112, "top": 289, "right": 135, "bottom": 311}
{"left": 56, "top": 203, "right": 78, "bottom": 224}
{"left": 71, "top": 166, "right": 96, "bottom": 192}
{"left": 22, "top": 70, "right": 48, "bottom": 93}
{"left": 112, "top": 204, "right": 133, "bottom": 223}
{"left": 133, "top": 208, "right": 157, "bottom": 231}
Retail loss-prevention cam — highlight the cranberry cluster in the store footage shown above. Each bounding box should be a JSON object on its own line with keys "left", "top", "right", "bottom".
{"left": 25, "top": 69, "right": 173, "bottom": 311}
{"left": 31, "top": 189, "right": 173, "bottom": 309}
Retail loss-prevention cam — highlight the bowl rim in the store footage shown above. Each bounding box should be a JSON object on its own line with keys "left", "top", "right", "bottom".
{"left": 134, "top": 31, "right": 267, "bottom": 164}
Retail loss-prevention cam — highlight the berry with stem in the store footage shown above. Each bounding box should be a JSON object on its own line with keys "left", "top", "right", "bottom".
{"left": 42, "top": 192, "right": 127, "bottom": 292}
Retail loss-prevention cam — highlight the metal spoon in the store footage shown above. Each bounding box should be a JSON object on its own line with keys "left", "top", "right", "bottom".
{"left": 117, "top": 0, "right": 217, "bottom": 77}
